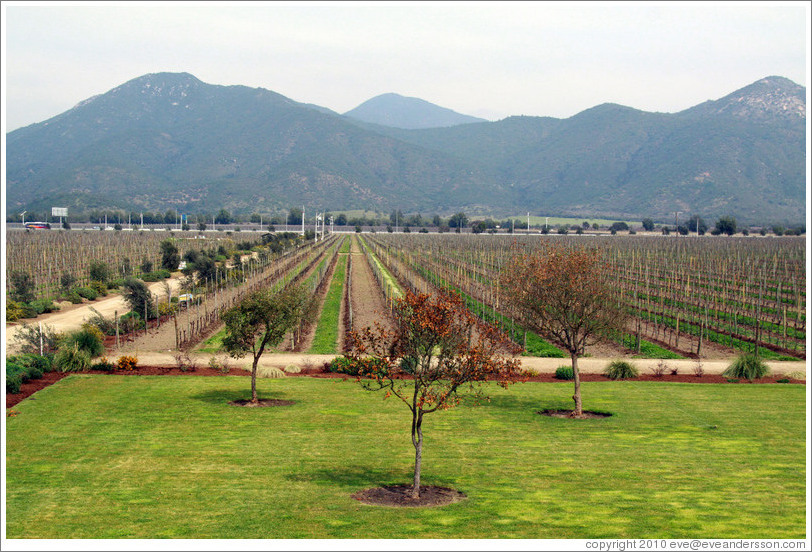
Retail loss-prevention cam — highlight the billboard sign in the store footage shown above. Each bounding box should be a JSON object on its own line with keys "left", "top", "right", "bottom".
{"left": 52, "top": 207, "right": 68, "bottom": 217}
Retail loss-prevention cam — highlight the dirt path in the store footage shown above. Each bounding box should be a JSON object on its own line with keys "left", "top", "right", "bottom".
{"left": 87, "top": 351, "right": 808, "bottom": 378}
{"left": 5, "top": 278, "right": 182, "bottom": 354}
{"left": 346, "top": 235, "right": 395, "bottom": 344}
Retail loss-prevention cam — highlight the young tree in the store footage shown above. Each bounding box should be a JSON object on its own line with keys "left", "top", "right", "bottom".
{"left": 715, "top": 216, "right": 737, "bottom": 236}
{"left": 221, "top": 284, "right": 308, "bottom": 404}
{"left": 160, "top": 239, "right": 181, "bottom": 271}
{"left": 502, "top": 244, "right": 627, "bottom": 417}
{"left": 10, "top": 271, "right": 36, "bottom": 303}
{"left": 121, "top": 277, "right": 158, "bottom": 319}
{"left": 448, "top": 212, "right": 468, "bottom": 229}
{"left": 342, "top": 289, "right": 521, "bottom": 499}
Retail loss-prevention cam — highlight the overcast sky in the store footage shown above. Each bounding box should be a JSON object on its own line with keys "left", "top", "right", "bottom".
{"left": 2, "top": 1, "right": 809, "bottom": 132}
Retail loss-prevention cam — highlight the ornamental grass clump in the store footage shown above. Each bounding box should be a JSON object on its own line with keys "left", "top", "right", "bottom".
{"left": 604, "top": 360, "right": 639, "bottom": 380}
{"left": 723, "top": 353, "right": 770, "bottom": 382}
{"left": 55, "top": 344, "right": 92, "bottom": 373}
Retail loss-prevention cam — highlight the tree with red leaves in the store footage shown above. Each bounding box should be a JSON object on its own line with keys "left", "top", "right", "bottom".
{"left": 343, "top": 288, "right": 522, "bottom": 499}
{"left": 502, "top": 243, "right": 627, "bottom": 417}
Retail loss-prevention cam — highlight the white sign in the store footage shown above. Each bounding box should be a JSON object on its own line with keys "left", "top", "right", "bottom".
{"left": 52, "top": 207, "right": 68, "bottom": 217}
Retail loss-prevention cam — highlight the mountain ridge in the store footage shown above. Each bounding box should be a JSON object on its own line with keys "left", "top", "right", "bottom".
{"left": 6, "top": 72, "right": 806, "bottom": 224}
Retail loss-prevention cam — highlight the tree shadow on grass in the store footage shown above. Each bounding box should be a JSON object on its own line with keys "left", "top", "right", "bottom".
{"left": 190, "top": 388, "right": 296, "bottom": 406}
{"left": 286, "top": 464, "right": 457, "bottom": 491}
{"left": 286, "top": 465, "right": 404, "bottom": 489}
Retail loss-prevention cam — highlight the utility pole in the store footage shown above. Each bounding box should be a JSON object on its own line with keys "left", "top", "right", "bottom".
{"left": 527, "top": 212, "right": 530, "bottom": 234}
{"left": 302, "top": 205, "right": 305, "bottom": 236}
{"left": 20, "top": 211, "right": 26, "bottom": 226}
{"left": 140, "top": 212, "right": 144, "bottom": 230}
{"left": 674, "top": 211, "right": 681, "bottom": 235}
{"left": 545, "top": 216, "right": 549, "bottom": 232}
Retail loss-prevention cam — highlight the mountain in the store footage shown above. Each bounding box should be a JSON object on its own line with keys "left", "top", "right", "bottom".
{"left": 6, "top": 73, "right": 504, "bottom": 216}
{"left": 5, "top": 73, "right": 806, "bottom": 224}
{"left": 343, "top": 93, "right": 487, "bottom": 129}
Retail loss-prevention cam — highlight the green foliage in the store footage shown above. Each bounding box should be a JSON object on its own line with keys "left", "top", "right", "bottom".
{"left": 88, "top": 280, "right": 108, "bottom": 297}
{"left": 10, "top": 271, "right": 36, "bottom": 303}
{"left": 54, "top": 344, "right": 92, "bottom": 373}
{"left": 715, "top": 216, "right": 738, "bottom": 236}
{"left": 75, "top": 286, "right": 98, "bottom": 301}
{"left": 554, "top": 366, "right": 574, "bottom": 380}
{"left": 5, "top": 362, "right": 25, "bottom": 394}
{"left": 6, "top": 354, "right": 52, "bottom": 393}
{"left": 604, "top": 360, "right": 639, "bottom": 380}
{"left": 60, "top": 272, "right": 77, "bottom": 292}
{"left": 91, "top": 357, "right": 117, "bottom": 372}
{"left": 723, "top": 353, "right": 770, "bottom": 381}
{"left": 6, "top": 299, "right": 24, "bottom": 322}
{"left": 121, "top": 277, "right": 158, "bottom": 318}
{"left": 88, "top": 261, "right": 111, "bottom": 284}
{"left": 160, "top": 239, "right": 181, "bottom": 270}
{"left": 8, "top": 353, "right": 53, "bottom": 374}
{"left": 119, "top": 311, "right": 146, "bottom": 331}
{"left": 327, "top": 356, "right": 389, "bottom": 377}
{"left": 61, "top": 326, "right": 105, "bottom": 358}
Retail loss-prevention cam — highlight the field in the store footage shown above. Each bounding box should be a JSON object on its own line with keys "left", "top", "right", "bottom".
{"left": 5, "top": 375, "right": 806, "bottom": 539}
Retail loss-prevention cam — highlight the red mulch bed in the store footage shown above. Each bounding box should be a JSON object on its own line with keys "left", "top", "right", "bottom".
{"left": 6, "top": 365, "right": 805, "bottom": 410}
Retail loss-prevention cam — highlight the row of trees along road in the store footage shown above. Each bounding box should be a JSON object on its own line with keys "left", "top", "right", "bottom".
{"left": 219, "top": 243, "right": 627, "bottom": 500}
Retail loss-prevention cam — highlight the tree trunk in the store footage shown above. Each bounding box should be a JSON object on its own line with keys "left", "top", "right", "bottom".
{"left": 411, "top": 410, "right": 423, "bottom": 499}
{"left": 251, "top": 357, "right": 259, "bottom": 403}
{"left": 571, "top": 353, "right": 583, "bottom": 416}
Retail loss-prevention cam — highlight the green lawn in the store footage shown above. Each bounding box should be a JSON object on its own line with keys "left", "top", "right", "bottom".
{"left": 308, "top": 243, "right": 349, "bottom": 354}
{"left": 5, "top": 376, "right": 806, "bottom": 539}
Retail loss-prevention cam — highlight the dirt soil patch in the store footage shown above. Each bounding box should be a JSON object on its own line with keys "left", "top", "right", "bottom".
{"left": 539, "top": 409, "right": 612, "bottom": 419}
{"left": 228, "top": 398, "right": 296, "bottom": 408}
{"left": 352, "top": 484, "right": 467, "bottom": 508}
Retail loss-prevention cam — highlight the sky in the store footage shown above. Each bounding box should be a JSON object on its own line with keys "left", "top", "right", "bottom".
{"left": 2, "top": 1, "right": 810, "bottom": 132}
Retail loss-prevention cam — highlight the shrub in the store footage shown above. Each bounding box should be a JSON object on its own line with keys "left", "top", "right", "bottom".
{"left": 75, "top": 286, "right": 99, "bottom": 301}
{"left": 88, "top": 280, "right": 108, "bottom": 297}
{"left": 208, "top": 354, "right": 231, "bottom": 374}
{"left": 173, "top": 352, "right": 196, "bottom": 372}
{"left": 604, "top": 360, "right": 639, "bottom": 380}
{"left": 693, "top": 360, "right": 705, "bottom": 377}
{"left": 55, "top": 344, "right": 92, "bottom": 373}
{"left": 327, "top": 356, "right": 388, "bottom": 377}
{"left": 8, "top": 353, "right": 53, "bottom": 374}
{"left": 61, "top": 326, "right": 105, "bottom": 358}
{"left": 6, "top": 299, "right": 24, "bottom": 322}
{"left": 776, "top": 378, "right": 790, "bottom": 384}
{"left": 650, "top": 360, "right": 668, "bottom": 377}
{"left": 120, "top": 311, "right": 146, "bottom": 331}
{"left": 6, "top": 362, "right": 25, "bottom": 394}
{"left": 723, "top": 353, "right": 770, "bottom": 381}
{"left": 91, "top": 357, "right": 117, "bottom": 372}
{"left": 116, "top": 355, "right": 138, "bottom": 371}
{"left": 12, "top": 323, "right": 62, "bottom": 355}
{"left": 65, "top": 290, "right": 84, "bottom": 304}
{"left": 29, "top": 298, "right": 59, "bottom": 315}
{"left": 554, "top": 365, "right": 574, "bottom": 380}
{"left": 86, "top": 307, "right": 118, "bottom": 336}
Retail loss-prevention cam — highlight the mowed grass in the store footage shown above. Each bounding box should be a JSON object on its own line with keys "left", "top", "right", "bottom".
{"left": 5, "top": 376, "right": 806, "bottom": 539}
{"left": 308, "top": 243, "right": 350, "bottom": 354}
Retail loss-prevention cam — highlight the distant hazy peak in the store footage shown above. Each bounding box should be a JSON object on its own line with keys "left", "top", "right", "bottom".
{"left": 343, "top": 92, "right": 487, "bottom": 129}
